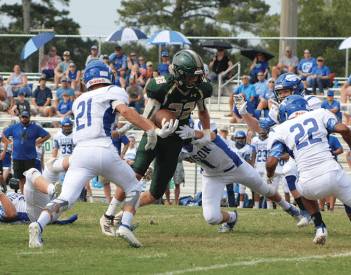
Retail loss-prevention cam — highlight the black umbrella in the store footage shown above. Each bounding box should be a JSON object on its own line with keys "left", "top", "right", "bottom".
{"left": 200, "top": 40, "right": 232, "bottom": 49}
{"left": 240, "top": 48, "right": 275, "bottom": 61}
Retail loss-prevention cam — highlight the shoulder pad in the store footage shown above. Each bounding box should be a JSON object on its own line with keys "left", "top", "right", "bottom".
{"left": 146, "top": 74, "right": 175, "bottom": 103}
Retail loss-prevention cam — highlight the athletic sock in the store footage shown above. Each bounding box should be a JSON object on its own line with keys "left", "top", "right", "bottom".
{"left": 239, "top": 201, "right": 244, "bottom": 208}
{"left": 47, "top": 184, "right": 55, "bottom": 197}
{"left": 295, "top": 197, "right": 306, "bottom": 211}
{"left": 121, "top": 211, "right": 134, "bottom": 227}
{"left": 254, "top": 201, "right": 259, "bottom": 209}
{"left": 277, "top": 198, "right": 290, "bottom": 211}
{"left": 89, "top": 197, "right": 94, "bottom": 203}
{"left": 105, "top": 198, "right": 122, "bottom": 217}
{"left": 311, "top": 212, "right": 324, "bottom": 227}
{"left": 227, "top": 211, "right": 237, "bottom": 223}
{"left": 267, "top": 201, "right": 272, "bottom": 209}
{"left": 37, "top": 211, "right": 52, "bottom": 230}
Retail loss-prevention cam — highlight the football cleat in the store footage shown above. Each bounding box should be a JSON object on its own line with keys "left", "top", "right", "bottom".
{"left": 29, "top": 222, "right": 43, "bottom": 248}
{"left": 113, "top": 210, "right": 123, "bottom": 227}
{"left": 218, "top": 210, "right": 239, "bottom": 233}
{"left": 116, "top": 223, "right": 142, "bottom": 248}
{"left": 54, "top": 181, "right": 63, "bottom": 199}
{"left": 297, "top": 210, "right": 313, "bottom": 227}
{"left": 100, "top": 214, "right": 115, "bottom": 236}
{"left": 285, "top": 204, "right": 303, "bottom": 222}
{"left": 313, "top": 224, "right": 328, "bottom": 245}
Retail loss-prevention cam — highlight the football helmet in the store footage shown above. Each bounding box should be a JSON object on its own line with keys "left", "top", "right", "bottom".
{"left": 171, "top": 50, "right": 204, "bottom": 90}
{"left": 61, "top": 117, "right": 73, "bottom": 135}
{"left": 234, "top": 131, "right": 246, "bottom": 146}
{"left": 258, "top": 129, "right": 269, "bottom": 138}
{"left": 274, "top": 73, "right": 304, "bottom": 103}
{"left": 278, "top": 95, "right": 309, "bottom": 123}
{"left": 84, "top": 60, "right": 113, "bottom": 90}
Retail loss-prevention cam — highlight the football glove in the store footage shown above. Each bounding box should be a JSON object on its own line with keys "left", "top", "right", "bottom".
{"left": 142, "top": 166, "right": 154, "bottom": 182}
{"left": 155, "top": 119, "right": 179, "bottom": 138}
{"left": 145, "top": 128, "right": 157, "bottom": 150}
{"left": 233, "top": 94, "right": 247, "bottom": 115}
{"left": 175, "top": 125, "right": 195, "bottom": 140}
{"left": 117, "top": 122, "right": 133, "bottom": 137}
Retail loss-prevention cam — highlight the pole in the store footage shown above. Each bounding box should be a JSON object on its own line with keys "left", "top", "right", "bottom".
{"left": 279, "top": 0, "right": 298, "bottom": 59}
{"left": 346, "top": 49, "right": 349, "bottom": 78}
{"left": 31, "top": 24, "right": 54, "bottom": 73}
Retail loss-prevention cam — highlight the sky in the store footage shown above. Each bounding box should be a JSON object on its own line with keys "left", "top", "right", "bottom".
{"left": 1, "top": 0, "right": 281, "bottom": 37}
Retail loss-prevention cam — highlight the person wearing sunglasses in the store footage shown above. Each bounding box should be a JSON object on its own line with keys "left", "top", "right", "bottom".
{"left": 125, "top": 51, "right": 139, "bottom": 86}
{"left": 41, "top": 46, "right": 61, "bottom": 80}
{"left": 108, "top": 45, "right": 128, "bottom": 78}
{"left": 138, "top": 56, "right": 147, "bottom": 74}
{"left": 54, "top": 51, "right": 74, "bottom": 90}
{"left": 157, "top": 51, "right": 172, "bottom": 75}
{"left": 311, "top": 56, "right": 331, "bottom": 95}
{"left": 85, "top": 46, "right": 103, "bottom": 67}
{"left": 65, "top": 62, "right": 81, "bottom": 92}
{"left": 249, "top": 52, "right": 269, "bottom": 84}
{"left": 272, "top": 46, "right": 299, "bottom": 80}
{"left": 297, "top": 49, "right": 317, "bottom": 87}
{"left": 208, "top": 48, "right": 234, "bottom": 91}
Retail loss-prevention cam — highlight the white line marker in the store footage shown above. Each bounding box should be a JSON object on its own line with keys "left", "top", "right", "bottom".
{"left": 137, "top": 253, "right": 167, "bottom": 259}
{"left": 16, "top": 251, "right": 57, "bottom": 256}
{"left": 154, "top": 251, "right": 351, "bottom": 275}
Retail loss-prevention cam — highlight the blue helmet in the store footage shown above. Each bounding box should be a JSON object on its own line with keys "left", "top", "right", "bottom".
{"left": 234, "top": 130, "right": 246, "bottom": 146}
{"left": 84, "top": 60, "right": 113, "bottom": 90}
{"left": 274, "top": 73, "right": 304, "bottom": 102}
{"left": 278, "top": 95, "right": 309, "bottom": 123}
{"left": 61, "top": 117, "right": 73, "bottom": 134}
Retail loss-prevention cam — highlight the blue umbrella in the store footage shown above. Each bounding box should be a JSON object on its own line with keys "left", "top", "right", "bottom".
{"left": 20, "top": 33, "right": 55, "bottom": 61}
{"left": 145, "top": 30, "right": 191, "bottom": 45}
{"left": 106, "top": 28, "right": 147, "bottom": 42}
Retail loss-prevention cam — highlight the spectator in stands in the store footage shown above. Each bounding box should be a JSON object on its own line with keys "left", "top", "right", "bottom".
{"left": 344, "top": 107, "right": 351, "bottom": 126}
{"left": 311, "top": 56, "right": 331, "bottom": 95}
{"left": 138, "top": 56, "right": 147, "bottom": 73}
{"left": 102, "top": 55, "right": 109, "bottom": 65}
{"left": 247, "top": 129, "right": 255, "bottom": 145}
{"left": 254, "top": 72, "right": 268, "bottom": 97}
{"left": 32, "top": 78, "right": 56, "bottom": 118}
{"left": 125, "top": 51, "right": 139, "bottom": 85}
{"left": 10, "top": 90, "right": 33, "bottom": 116}
{"left": 65, "top": 62, "right": 80, "bottom": 92}
{"left": 303, "top": 81, "right": 312, "bottom": 95}
{"left": 54, "top": 51, "right": 73, "bottom": 90}
{"left": 126, "top": 81, "right": 144, "bottom": 114}
{"left": 203, "top": 63, "right": 209, "bottom": 79}
{"left": 143, "top": 70, "right": 160, "bottom": 106}
{"left": 56, "top": 92, "right": 73, "bottom": 119}
{"left": 208, "top": 48, "right": 234, "bottom": 83}
{"left": 340, "top": 73, "right": 351, "bottom": 103}
{"left": 41, "top": 46, "right": 61, "bottom": 80}
{"left": 55, "top": 77, "right": 75, "bottom": 106}
{"left": 272, "top": 46, "right": 299, "bottom": 80}
{"left": 157, "top": 51, "right": 172, "bottom": 75}
{"left": 77, "top": 69, "right": 86, "bottom": 95}
{"left": 139, "top": 61, "right": 154, "bottom": 87}
{"left": 109, "top": 45, "right": 127, "bottom": 78}
{"left": 249, "top": 52, "right": 269, "bottom": 84}
{"left": 0, "top": 76, "right": 14, "bottom": 113}
{"left": 128, "top": 64, "right": 142, "bottom": 87}
{"left": 124, "top": 135, "right": 137, "bottom": 167}
{"left": 321, "top": 89, "right": 342, "bottom": 121}
{"left": 85, "top": 46, "right": 103, "bottom": 66}
{"left": 112, "top": 69, "right": 126, "bottom": 89}
{"left": 297, "top": 49, "right": 317, "bottom": 87}
{"left": 256, "top": 77, "right": 275, "bottom": 112}
{"left": 2, "top": 110, "right": 50, "bottom": 194}
{"left": 6, "top": 64, "right": 31, "bottom": 97}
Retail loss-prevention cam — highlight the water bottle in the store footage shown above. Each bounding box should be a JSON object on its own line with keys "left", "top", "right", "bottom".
{"left": 334, "top": 80, "right": 338, "bottom": 88}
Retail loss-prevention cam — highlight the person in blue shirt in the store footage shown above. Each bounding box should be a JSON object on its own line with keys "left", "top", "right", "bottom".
{"left": 340, "top": 73, "right": 351, "bottom": 103}
{"left": 109, "top": 45, "right": 128, "bottom": 78}
{"left": 311, "top": 56, "right": 331, "bottom": 95}
{"left": 56, "top": 92, "right": 73, "bottom": 118}
{"left": 1, "top": 110, "right": 50, "bottom": 194}
{"left": 297, "top": 49, "right": 317, "bottom": 87}
{"left": 249, "top": 52, "right": 269, "bottom": 84}
{"left": 321, "top": 90, "right": 342, "bottom": 122}
{"left": 157, "top": 51, "right": 172, "bottom": 75}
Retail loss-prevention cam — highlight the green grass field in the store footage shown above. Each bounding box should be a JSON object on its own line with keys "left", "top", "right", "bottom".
{"left": 2, "top": 203, "right": 351, "bottom": 275}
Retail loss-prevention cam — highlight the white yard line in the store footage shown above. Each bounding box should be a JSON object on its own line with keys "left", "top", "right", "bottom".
{"left": 154, "top": 251, "right": 351, "bottom": 275}
{"left": 16, "top": 251, "right": 57, "bottom": 255}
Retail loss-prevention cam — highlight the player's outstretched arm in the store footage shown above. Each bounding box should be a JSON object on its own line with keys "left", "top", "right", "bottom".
{"left": 116, "top": 104, "right": 153, "bottom": 133}
{"left": 334, "top": 123, "right": 351, "bottom": 149}
{"left": 197, "top": 100, "right": 211, "bottom": 138}
{"left": 266, "top": 141, "right": 285, "bottom": 179}
{"left": 0, "top": 192, "right": 18, "bottom": 220}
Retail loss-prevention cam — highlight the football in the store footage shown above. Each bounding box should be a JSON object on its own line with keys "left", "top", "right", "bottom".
{"left": 0, "top": 87, "right": 7, "bottom": 102}
{"left": 154, "top": 109, "right": 176, "bottom": 128}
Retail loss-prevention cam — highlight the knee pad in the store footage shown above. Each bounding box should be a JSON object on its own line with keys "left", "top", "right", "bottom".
{"left": 44, "top": 198, "right": 69, "bottom": 221}
{"left": 286, "top": 175, "right": 297, "bottom": 192}
{"left": 123, "top": 191, "right": 141, "bottom": 211}
{"left": 204, "top": 212, "right": 223, "bottom": 225}
{"left": 264, "top": 184, "right": 276, "bottom": 197}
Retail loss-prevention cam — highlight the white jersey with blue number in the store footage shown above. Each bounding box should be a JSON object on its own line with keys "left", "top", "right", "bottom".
{"left": 0, "top": 192, "right": 29, "bottom": 224}
{"left": 275, "top": 157, "right": 288, "bottom": 174}
{"left": 53, "top": 130, "right": 75, "bottom": 158}
{"left": 0, "top": 142, "right": 12, "bottom": 154}
{"left": 304, "top": 95, "right": 322, "bottom": 110}
{"left": 178, "top": 135, "right": 243, "bottom": 176}
{"left": 72, "top": 85, "right": 129, "bottom": 146}
{"left": 267, "top": 108, "right": 339, "bottom": 182}
{"left": 230, "top": 143, "right": 251, "bottom": 162}
{"left": 251, "top": 136, "right": 269, "bottom": 173}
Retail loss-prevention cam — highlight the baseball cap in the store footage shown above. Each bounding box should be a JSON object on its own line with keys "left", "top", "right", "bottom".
{"left": 285, "top": 46, "right": 291, "bottom": 52}
{"left": 103, "top": 54, "right": 109, "bottom": 59}
{"left": 219, "top": 124, "right": 228, "bottom": 132}
{"left": 63, "top": 51, "right": 70, "bottom": 56}
{"left": 61, "top": 77, "right": 68, "bottom": 82}
{"left": 91, "top": 46, "right": 98, "bottom": 50}
{"left": 63, "top": 91, "right": 70, "bottom": 96}
{"left": 146, "top": 61, "right": 153, "bottom": 66}
{"left": 20, "top": 110, "right": 30, "bottom": 117}
{"left": 162, "top": 51, "right": 169, "bottom": 57}
{"left": 115, "top": 45, "right": 122, "bottom": 49}
{"left": 18, "top": 91, "right": 26, "bottom": 96}
{"left": 317, "top": 56, "right": 324, "bottom": 61}
{"left": 327, "top": 89, "right": 334, "bottom": 96}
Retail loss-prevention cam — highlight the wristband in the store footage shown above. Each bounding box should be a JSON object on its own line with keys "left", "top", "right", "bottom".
{"left": 203, "top": 129, "right": 211, "bottom": 140}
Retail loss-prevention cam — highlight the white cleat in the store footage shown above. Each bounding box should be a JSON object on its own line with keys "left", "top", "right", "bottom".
{"left": 297, "top": 216, "right": 314, "bottom": 227}
{"left": 313, "top": 224, "right": 328, "bottom": 245}
{"left": 29, "top": 222, "right": 43, "bottom": 248}
{"left": 46, "top": 157, "right": 59, "bottom": 174}
{"left": 113, "top": 210, "right": 123, "bottom": 227}
{"left": 285, "top": 204, "right": 303, "bottom": 222}
{"left": 54, "top": 181, "right": 63, "bottom": 199}
{"left": 116, "top": 224, "right": 142, "bottom": 248}
{"left": 100, "top": 214, "right": 115, "bottom": 236}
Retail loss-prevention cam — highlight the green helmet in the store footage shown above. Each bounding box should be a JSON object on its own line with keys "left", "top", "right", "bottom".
{"left": 171, "top": 50, "right": 204, "bottom": 90}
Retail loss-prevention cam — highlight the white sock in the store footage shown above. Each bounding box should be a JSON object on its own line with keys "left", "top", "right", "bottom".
{"left": 267, "top": 201, "right": 272, "bottom": 209}
{"left": 121, "top": 211, "right": 134, "bottom": 227}
{"left": 47, "top": 184, "right": 55, "bottom": 197}
{"left": 37, "top": 211, "right": 52, "bottom": 230}
{"left": 89, "top": 197, "right": 94, "bottom": 203}
{"left": 277, "top": 198, "right": 290, "bottom": 211}
{"left": 254, "top": 201, "right": 259, "bottom": 209}
{"left": 53, "top": 158, "right": 65, "bottom": 173}
{"left": 227, "top": 211, "right": 237, "bottom": 223}
{"left": 31, "top": 171, "right": 41, "bottom": 184}
{"left": 239, "top": 201, "right": 244, "bottom": 208}
{"left": 105, "top": 198, "right": 122, "bottom": 216}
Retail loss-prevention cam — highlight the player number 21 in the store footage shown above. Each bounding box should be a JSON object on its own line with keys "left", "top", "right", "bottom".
{"left": 76, "top": 98, "right": 92, "bottom": 131}
{"left": 290, "top": 118, "right": 322, "bottom": 150}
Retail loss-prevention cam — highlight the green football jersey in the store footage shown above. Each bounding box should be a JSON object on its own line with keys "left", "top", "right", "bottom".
{"left": 146, "top": 74, "right": 212, "bottom": 126}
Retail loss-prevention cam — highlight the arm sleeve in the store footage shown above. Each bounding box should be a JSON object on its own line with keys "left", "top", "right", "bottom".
{"left": 259, "top": 117, "right": 276, "bottom": 130}
{"left": 268, "top": 141, "right": 286, "bottom": 159}
{"left": 54, "top": 140, "right": 59, "bottom": 148}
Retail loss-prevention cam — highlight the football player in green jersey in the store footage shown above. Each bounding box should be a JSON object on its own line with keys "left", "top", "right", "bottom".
{"left": 100, "top": 50, "right": 213, "bottom": 235}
